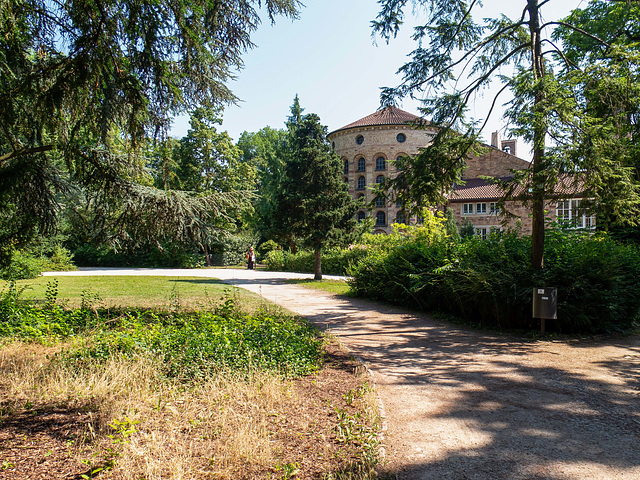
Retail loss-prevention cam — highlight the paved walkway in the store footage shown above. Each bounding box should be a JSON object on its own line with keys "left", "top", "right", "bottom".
{"left": 45, "top": 268, "right": 640, "bottom": 479}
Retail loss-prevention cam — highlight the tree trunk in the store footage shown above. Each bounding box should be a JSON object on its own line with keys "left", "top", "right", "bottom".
{"left": 204, "top": 244, "right": 211, "bottom": 266}
{"left": 528, "top": 0, "right": 546, "bottom": 271}
{"left": 313, "top": 248, "right": 322, "bottom": 280}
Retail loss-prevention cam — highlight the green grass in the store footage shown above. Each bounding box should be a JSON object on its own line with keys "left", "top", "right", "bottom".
{"left": 285, "top": 279, "right": 352, "bottom": 296}
{"left": 3, "top": 276, "right": 264, "bottom": 311}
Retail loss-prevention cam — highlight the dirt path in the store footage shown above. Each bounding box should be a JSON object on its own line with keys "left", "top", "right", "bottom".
{"left": 46, "top": 268, "right": 640, "bottom": 479}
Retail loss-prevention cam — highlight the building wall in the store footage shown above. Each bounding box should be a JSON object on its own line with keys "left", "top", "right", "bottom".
{"left": 449, "top": 199, "right": 561, "bottom": 235}
{"left": 463, "top": 148, "right": 530, "bottom": 179}
{"left": 330, "top": 124, "right": 438, "bottom": 233}
{"left": 329, "top": 121, "right": 573, "bottom": 237}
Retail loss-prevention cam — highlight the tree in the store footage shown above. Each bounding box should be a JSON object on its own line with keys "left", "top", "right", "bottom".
{"left": 372, "top": 0, "right": 640, "bottom": 269}
{"left": 237, "top": 127, "right": 289, "bottom": 240}
{"left": 550, "top": 0, "right": 640, "bottom": 231}
{"left": 275, "top": 103, "right": 358, "bottom": 280}
{"left": 0, "top": 0, "right": 300, "bottom": 266}
{"left": 174, "top": 108, "right": 252, "bottom": 194}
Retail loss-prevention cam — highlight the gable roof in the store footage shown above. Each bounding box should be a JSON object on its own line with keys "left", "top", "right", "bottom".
{"left": 329, "top": 106, "right": 425, "bottom": 135}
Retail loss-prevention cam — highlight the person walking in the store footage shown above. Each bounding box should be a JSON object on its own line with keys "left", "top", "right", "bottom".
{"left": 246, "top": 246, "right": 256, "bottom": 270}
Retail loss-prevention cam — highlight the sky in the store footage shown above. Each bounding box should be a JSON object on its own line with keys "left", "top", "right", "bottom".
{"left": 170, "top": 0, "right": 586, "bottom": 159}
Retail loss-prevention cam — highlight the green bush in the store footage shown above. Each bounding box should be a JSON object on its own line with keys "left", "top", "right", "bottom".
{"left": 349, "top": 228, "right": 640, "bottom": 334}
{"left": 72, "top": 243, "right": 205, "bottom": 268}
{"left": 1, "top": 250, "right": 46, "bottom": 280}
{"left": 257, "top": 240, "right": 280, "bottom": 261}
{"left": 67, "top": 306, "right": 321, "bottom": 379}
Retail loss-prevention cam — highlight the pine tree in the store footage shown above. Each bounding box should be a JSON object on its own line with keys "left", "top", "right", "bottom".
{"left": 276, "top": 103, "right": 357, "bottom": 279}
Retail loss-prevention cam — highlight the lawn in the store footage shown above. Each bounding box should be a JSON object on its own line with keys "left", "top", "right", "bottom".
{"left": 285, "top": 278, "right": 352, "bottom": 296}
{"left": 5, "top": 275, "right": 264, "bottom": 311}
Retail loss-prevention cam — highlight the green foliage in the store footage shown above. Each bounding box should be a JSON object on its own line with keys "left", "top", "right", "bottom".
{"left": 459, "top": 218, "right": 475, "bottom": 241}
{"left": 0, "top": 280, "right": 97, "bottom": 340}
{"left": 0, "top": 251, "right": 46, "bottom": 280}
{"left": 264, "top": 248, "right": 369, "bottom": 276}
{"left": 67, "top": 300, "right": 321, "bottom": 379}
{"left": 0, "top": 285, "right": 321, "bottom": 378}
{"left": 349, "top": 229, "right": 640, "bottom": 334}
{"left": 209, "top": 231, "right": 260, "bottom": 266}
{"left": 372, "top": 0, "right": 640, "bottom": 269}
{"left": 0, "top": 0, "right": 299, "bottom": 266}
{"left": 72, "top": 243, "right": 205, "bottom": 268}
{"left": 274, "top": 100, "right": 358, "bottom": 277}
{"left": 256, "top": 240, "right": 279, "bottom": 260}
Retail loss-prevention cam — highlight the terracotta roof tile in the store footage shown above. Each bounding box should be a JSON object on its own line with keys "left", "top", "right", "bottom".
{"left": 330, "top": 106, "right": 425, "bottom": 134}
{"left": 448, "top": 178, "right": 508, "bottom": 201}
{"left": 448, "top": 175, "right": 586, "bottom": 201}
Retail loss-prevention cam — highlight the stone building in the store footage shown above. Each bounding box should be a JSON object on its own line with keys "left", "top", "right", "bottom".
{"left": 328, "top": 106, "right": 595, "bottom": 235}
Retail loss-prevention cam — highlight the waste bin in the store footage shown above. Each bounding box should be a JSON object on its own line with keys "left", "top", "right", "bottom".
{"left": 532, "top": 287, "right": 557, "bottom": 319}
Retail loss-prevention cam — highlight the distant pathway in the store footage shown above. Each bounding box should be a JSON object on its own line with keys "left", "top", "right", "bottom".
{"left": 45, "top": 268, "right": 640, "bottom": 479}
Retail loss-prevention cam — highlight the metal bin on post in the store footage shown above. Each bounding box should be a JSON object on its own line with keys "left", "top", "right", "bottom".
{"left": 532, "top": 287, "right": 557, "bottom": 333}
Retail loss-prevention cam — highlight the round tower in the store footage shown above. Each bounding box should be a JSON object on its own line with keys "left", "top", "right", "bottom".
{"left": 328, "top": 106, "right": 437, "bottom": 233}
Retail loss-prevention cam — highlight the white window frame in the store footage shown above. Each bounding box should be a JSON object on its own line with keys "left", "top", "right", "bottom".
{"left": 556, "top": 199, "right": 596, "bottom": 229}
{"left": 475, "top": 225, "right": 502, "bottom": 240}
{"left": 462, "top": 203, "right": 474, "bottom": 215}
{"left": 489, "top": 202, "right": 500, "bottom": 215}
{"left": 476, "top": 203, "right": 487, "bottom": 214}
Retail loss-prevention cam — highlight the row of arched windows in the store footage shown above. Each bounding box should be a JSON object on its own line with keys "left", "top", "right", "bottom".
{"left": 355, "top": 175, "right": 385, "bottom": 190}
{"left": 356, "top": 211, "right": 387, "bottom": 226}
{"left": 344, "top": 156, "right": 405, "bottom": 174}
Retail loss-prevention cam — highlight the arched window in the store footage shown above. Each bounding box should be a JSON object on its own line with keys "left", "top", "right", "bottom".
{"left": 343, "top": 177, "right": 349, "bottom": 183}
{"left": 357, "top": 157, "right": 365, "bottom": 171}
{"left": 343, "top": 160, "right": 349, "bottom": 174}
{"left": 376, "top": 196, "right": 385, "bottom": 207}
{"left": 395, "top": 156, "right": 405, "bottom": 170}
{"left": 357, "top": 211, "right": 366, "bottom": 222}
{"left": 357, "top": 176, "right": 366, "bottom": 190}
{"left": 375, "top": 156, "right": 386, "bottom": 171}
{"left": 396, "top": 213, "right": 406, "bottom": 224}
{"left": 375, "top": 211, "right": 386, "bottom": 226}
{"left": 376, "top": 175, "right": 385, "bottom": 185}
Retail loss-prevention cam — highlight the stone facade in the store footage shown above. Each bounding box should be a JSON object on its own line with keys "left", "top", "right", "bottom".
{"left": 328, "top": 108, "right": 438, "bottom": 233}
{"left": 329, "top": 107, "right": 593, "bottom": 236}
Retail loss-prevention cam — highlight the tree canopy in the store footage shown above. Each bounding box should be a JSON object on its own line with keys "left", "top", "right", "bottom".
{"left": 373, "top": 0, "right": 640, "bottom": 269}
{"left": 0, "top": 0, "right": 300, "bottom": 265}
{"left": 274, "top": 100, "right": 358, "bottom": 279}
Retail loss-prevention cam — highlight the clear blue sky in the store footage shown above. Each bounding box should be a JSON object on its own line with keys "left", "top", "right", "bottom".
{"left": 170, "top": 0, "right": 585, "bottom": 158}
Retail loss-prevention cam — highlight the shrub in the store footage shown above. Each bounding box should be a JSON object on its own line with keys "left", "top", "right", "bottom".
{"left": 349, "top": 228, "right": 640, "bottom": 334}
{"left": 1, "top": 250, "right": 46, "bottom": 280}
{"left": 257, "top": 240, "right": 279, "bottom": 261}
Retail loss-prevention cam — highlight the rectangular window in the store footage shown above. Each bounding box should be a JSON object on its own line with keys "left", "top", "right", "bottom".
{"left": 476, "top": 203, "right": 487, "bottom": 214}
{"left": 475, "top": 227, "right": 488, "bottom": 240}
{"left": 462, "top": 203, "right": 474, "bottom": 215}
{"left": 556, "top": 199, "right": 595, "bottom": 229}
{"left": 489, "top": 202, "right": 500, "bottom": 214}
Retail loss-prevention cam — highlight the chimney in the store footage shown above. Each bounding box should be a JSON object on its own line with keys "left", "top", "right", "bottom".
{"left": 491, "top": 131, "right": 501, "bottom": 149}
{"left": 501, "top": 139, "right": 517, "bottom": 157}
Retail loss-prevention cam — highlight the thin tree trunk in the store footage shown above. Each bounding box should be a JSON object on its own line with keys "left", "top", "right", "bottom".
{"left": 204, "top": 244, "right": 211, "bottom": 266}
{"left": 313, "top": 248, "right": 322, "bottom": 280}
{"left": 528, "top": 0, "right": 546, "bottom": 271}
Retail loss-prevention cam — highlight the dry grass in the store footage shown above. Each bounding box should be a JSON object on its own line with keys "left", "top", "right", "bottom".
{"left": 0, "top": 339, "right": 382, "bottom": 479}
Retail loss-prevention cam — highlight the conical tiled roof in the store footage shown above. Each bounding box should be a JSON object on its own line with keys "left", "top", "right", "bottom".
{"left": 330, "top": 106, "right": 425, "bottom": 135}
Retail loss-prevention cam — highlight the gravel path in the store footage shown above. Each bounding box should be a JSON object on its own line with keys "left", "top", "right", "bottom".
{"left": 46, "top": 268, "right": 640, "bottom": 479}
